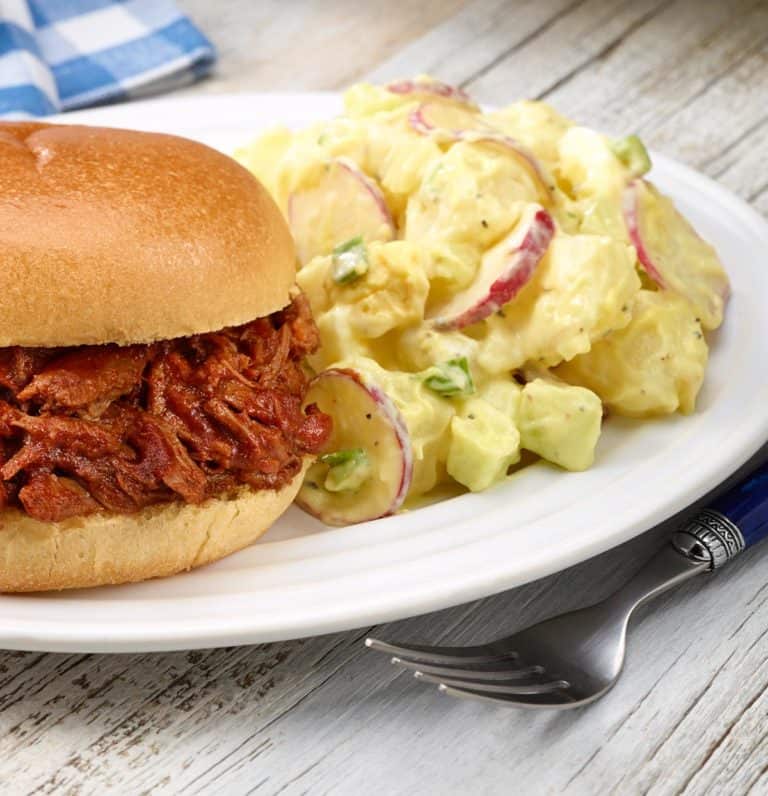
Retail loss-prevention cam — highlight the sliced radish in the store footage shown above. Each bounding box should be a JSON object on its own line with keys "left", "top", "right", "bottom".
{"left": 623, "top": 179, "right": 729, "bottom": 330}
{"left": 288, "top": 157, "right": 395, "bottom": 265}
{"left": 622, "top": 183, "right": 663, "bottom": 285}
{"left": 429, "top": 205, "right": 555, "bottom": 330}
{"left": 297, "top": 369, "right": 413, "bottom": 526}
{"left": 409, "top": 102, "right": 552, "bottom": 203}
{"left": 386, "top": 78, "right": 477, "bottom": 109}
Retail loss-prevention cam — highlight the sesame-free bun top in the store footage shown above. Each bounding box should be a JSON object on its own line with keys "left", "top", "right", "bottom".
{"left": 0, "top": 122, "right": 297, "bottom": 347}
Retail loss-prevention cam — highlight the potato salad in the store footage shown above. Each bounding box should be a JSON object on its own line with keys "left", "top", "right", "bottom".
{"left": 236, "top": 76, "right": 730, "bottom": 525}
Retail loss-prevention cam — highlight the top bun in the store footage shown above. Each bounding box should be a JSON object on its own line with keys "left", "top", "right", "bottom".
{"left": 0, "top": 122, "right": 297, "bottom": 347}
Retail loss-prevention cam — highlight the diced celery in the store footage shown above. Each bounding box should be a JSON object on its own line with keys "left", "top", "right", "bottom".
{"left": 332, "top": 236, "right": 369, "bottom": 284}
{"left": 609, "top": 134, "right": 651, "bottom": 177}
{"left": 422, "top": 357, "right": 475, "bottom": 397}
{"left": 320, "top": 448, "right": 372, "bottom": 492}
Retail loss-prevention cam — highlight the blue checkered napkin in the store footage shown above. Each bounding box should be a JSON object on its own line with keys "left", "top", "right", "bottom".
{"left": 0, "top": 0, "right": 216, "bottom": 118}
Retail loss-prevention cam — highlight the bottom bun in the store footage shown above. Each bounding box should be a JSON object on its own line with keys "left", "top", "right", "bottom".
{"left": 0, "top": 460, "right": 310, "bottom": 592}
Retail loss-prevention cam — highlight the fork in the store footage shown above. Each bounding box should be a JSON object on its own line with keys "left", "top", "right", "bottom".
{"left": 366, "top": 458, "right": 768, "bottom": 708}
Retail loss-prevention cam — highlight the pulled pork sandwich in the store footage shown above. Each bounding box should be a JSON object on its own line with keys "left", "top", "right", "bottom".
{"left": 0, "top": 122, "right": 331, "bottom": 591}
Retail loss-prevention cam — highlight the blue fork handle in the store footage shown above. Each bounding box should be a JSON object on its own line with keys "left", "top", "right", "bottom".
{"left": 673, "top": 459, "right": 768, "bottom": 569}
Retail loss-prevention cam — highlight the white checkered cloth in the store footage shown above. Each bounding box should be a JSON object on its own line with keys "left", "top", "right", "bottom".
{"left": 0, "top": 0, "right": 216, "bottom": 118}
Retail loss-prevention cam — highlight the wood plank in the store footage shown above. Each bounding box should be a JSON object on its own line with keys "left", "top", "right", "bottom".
{"left": 464, "top": 0, "right": 673, "bottom": 103}
{"left": 691, "top": 102, "right": 768, "bottom": 206}
{"left": 178, "top": 0, "right": 466, "bottom": 93}
{"left": 536, "top": 0, "right": 768, "bottom": 161}
{"left": 0, "top": 636, "right": 371, "bottom": 792}
{"left": 753, "top": 186, "right": 768, "bottom": 217}
{"left": 364, "top": 0, "right": 581, "bottom": 86}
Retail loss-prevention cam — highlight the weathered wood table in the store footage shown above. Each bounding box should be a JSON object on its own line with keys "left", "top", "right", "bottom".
{"left": 2, "top": 2, "right": 767, "bottom": 793}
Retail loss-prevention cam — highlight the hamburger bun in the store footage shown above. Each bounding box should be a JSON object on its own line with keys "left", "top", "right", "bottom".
{"left": 0, "top": 460, "right": 309, "bottom": 592}
{"left": 0, "top": 122, "right": 296, "bottom": 347}
{"left": 0, "top": 123, "right": 321, "bottom": 592}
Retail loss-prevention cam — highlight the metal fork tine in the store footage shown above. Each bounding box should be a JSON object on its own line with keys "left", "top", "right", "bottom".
{"left": 439, "top": 684, "right": 579, "bottom": 708}
{"left": 365, "top": 637, "right": 517, "bottom": 666}
{"left": 392, "top": 658, "right": 544, "bottom": 682}
{"left": 414, "top": 671, "right": 570, "bottom": 695}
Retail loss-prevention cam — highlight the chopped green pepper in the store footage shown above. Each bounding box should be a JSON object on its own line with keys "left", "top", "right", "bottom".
{"left": 331, "top": 236, "right": 369, "bottom": 284}
{"left": 423, "top": 357, "right": 475, "bottom": 397}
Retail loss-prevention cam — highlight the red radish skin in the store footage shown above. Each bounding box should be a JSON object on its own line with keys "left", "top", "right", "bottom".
{"left": 622, "top": 179, "right": 666, "bottom": 287}
{"left": 408, "top": 103, "right": 477, "bottom": 138}
{"left": 386, "top": 79, "right": 476, "bottom": 107}
{"left": 297, "top": 368, "right": 414, "bottom": 524}
{"left": 430, "top": 207, "right": 555, "bottom": 330}
{"left": 408, "top": 103, "right": 552, "bottom": 201}
{"left": 408, "top": 105, "right": 449, "bottom": 137}
{"left": 336, "top": 157, "right": 396, "bottom": 232}
{"left": 287, "top": 158, "right": 395, "bottom": 263}
{"left": 624, "top": 179, "right": 731, "bottom": 317}
{"left": 361, "top": 378, "right": 414, "bottom": 514}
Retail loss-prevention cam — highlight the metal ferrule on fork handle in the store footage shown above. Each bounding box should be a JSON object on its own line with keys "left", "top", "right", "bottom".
{"left": 673, "top": 460, "right": 768, "bottom": 569}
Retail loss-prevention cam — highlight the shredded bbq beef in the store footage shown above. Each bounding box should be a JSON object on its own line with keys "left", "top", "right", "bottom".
{"left": 0, "top": 295, "right": 331, "bottom": 522}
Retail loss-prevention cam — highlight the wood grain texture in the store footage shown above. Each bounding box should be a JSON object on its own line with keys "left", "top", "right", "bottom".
{"left": 1, "top": 1, "right": 767, "bottom": 793}
{"left": 177, "top": 0, "right": 466, "bottom": 92}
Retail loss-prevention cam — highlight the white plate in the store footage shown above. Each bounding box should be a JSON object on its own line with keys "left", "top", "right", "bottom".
{"left": 2, "top": 93, "right": 766, "bottom": 653}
